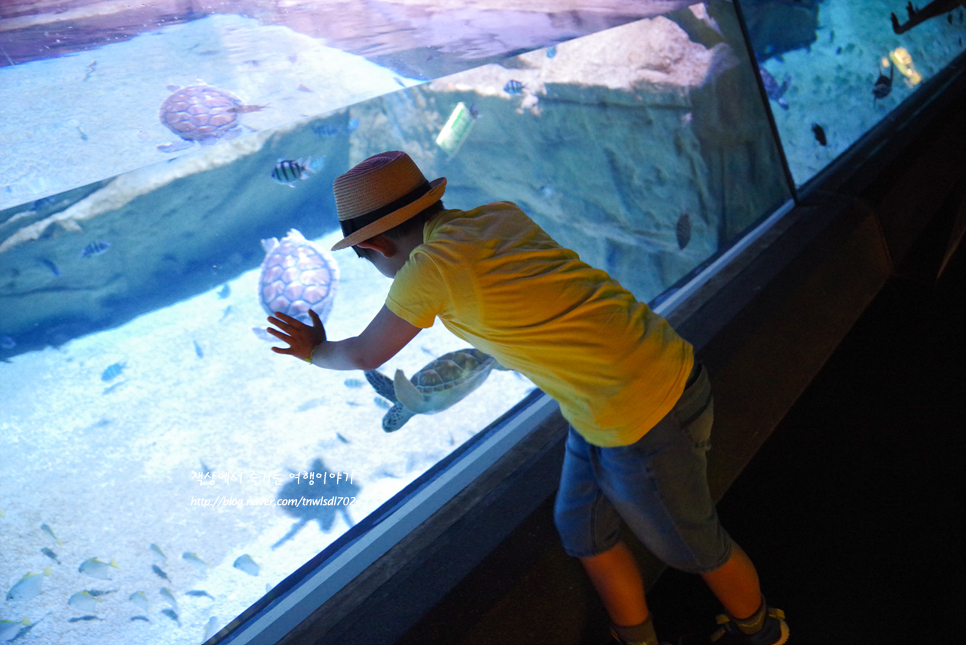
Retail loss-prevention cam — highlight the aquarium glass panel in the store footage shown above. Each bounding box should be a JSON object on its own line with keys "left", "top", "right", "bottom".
{"left": 740, "top": 0, "right": 966, "bottom": 186}
{"left": 1, "top": 3, "right": 791, "bottom": 645}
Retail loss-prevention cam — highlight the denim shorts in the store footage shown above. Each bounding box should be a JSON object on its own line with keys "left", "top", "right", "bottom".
{"left": 553, "top": 362, "right": 733, "bottom": 574}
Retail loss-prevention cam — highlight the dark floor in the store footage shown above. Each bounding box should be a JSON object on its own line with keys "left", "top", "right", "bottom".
{"left": 645, "top": 242, "right": 966, "bottom": 644}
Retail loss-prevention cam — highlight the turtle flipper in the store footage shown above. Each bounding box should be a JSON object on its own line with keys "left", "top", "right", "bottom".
{"left": 382, "top": 404, "right": 415, "bottom": 432}
{"left": 364, "top": 370, "right": 397, "bottom": 403}
{"left": 394, "top": 369, "right": 434, "bottom": 413}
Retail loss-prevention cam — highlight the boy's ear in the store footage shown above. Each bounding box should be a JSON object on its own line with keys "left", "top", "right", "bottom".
{"left": 356, "top": 235, "right": 396, "bottom": 258}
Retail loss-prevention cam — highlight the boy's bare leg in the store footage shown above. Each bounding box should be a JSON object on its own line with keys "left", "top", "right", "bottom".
{"left": 580, "top": 541, "right": 649, "bottom": 626}
{"left": 700, "top": 543, "right": 762, "bottom": 619}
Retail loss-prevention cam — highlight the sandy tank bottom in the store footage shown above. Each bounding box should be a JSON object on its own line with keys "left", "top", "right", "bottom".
{"left": 0, "top": 228, "right": 536, "bottom": 645}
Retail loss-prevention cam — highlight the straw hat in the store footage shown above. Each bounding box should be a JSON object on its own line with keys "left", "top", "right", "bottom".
{"left": 331, "top": 151, "right": 446, "bottom": 251}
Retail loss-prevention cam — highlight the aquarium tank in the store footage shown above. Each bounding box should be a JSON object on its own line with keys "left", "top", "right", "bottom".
{"left": 0, "top": 1, "right": 963, "bottom": 644}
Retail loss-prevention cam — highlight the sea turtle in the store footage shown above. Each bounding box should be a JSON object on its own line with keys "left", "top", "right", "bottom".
{"left": 254, "top": 229, "right": 339, "bottom": 339}
{"left": 157, "top": 84, "right": 266, "bottom": 153}
{"left": 364, "top": 348, "right": 506, "bottom": 432}
{"left": 758, "top": 65, "right": 791, "bottom": 110}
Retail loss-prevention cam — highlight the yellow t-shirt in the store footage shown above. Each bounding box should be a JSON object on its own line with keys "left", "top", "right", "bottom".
{"left": 386, "top": 201, "right": 694, "bottom": 447}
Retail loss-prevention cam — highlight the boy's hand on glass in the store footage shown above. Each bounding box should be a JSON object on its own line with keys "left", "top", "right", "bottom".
{"left": 267, "top": 310, "right": 327, "bottom": 362}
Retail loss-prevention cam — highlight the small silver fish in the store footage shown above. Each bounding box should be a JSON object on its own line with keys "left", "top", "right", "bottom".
{"left": 78, "top": 557, "right": 118, "bottom": 580}
{"left": 182, "top": 552, "right": 208, "bottom": 571}
{"left": 129, "top": 591, "right": 150, "bottom": 612}
{"left": 233, "top": 554, "right": 259, "bottom": 576}
{"left": 185, "top": 589, "right": 214, "bottom": 600}
{"left": 149, "top": 543, "right": 167, "bottom": 562}
{"left": 0, "top": 618, "right": 30, "bottom": 641}
{"left": 270, "top": 157, "right": 323, "bottom": 187}
{"left": 503, "top": 80, "right": 524, "bottom": 94}
{"left": 100, "top": 362, "right": 125, "bottom": 382}
{"left": 68, "top": 591, "right": 101, "bottom": 612}
{"left": 79, "top": 241, "right": 111, "bottom": 258}
{"left": 160, "top": 587, "right": 178, "bottom": 611}
{"left": 6, "top": 567, "right": 51, "bottom": 601}
{"left": 40, "top": 523, "right": 61, "bottom": 546}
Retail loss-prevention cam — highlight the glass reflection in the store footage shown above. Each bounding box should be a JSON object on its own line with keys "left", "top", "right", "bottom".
{"left": 741, "top": 0, "right": 966, "bottom": 186}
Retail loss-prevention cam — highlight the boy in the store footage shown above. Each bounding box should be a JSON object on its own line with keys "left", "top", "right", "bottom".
{"left": 267, "top": 151, "right": 789, "bottom": 645}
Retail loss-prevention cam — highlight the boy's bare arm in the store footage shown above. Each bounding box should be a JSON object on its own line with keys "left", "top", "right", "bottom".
{"left": 267, "top": 306, "right": 421, "bottom": 371}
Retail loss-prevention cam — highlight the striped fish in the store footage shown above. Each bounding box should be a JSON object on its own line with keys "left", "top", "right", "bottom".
{"left": 80, "top": 240, "right": 111, "bottom": 258}
{"left": 270, "top": 157, "right": 322, "bottom": 187}
{"left": 503, "top": 80, "right": 524, "bottom": 95}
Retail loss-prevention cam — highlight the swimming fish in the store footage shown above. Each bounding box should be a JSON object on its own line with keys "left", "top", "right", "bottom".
{"left": 203, "top": 616, "right": 220, "bottom": 640}
{"left": 811, "top": 123, "right": 827, "bottom": 146}
{"left": 182, "top": 552, "right": 208, "bottom": 571}
{"left": 0, "top": 618, "right": 29, "bottom": 641}
{"left": 676, "top": 213, "right": 692, "bottom": 250}
{"left": 129, "top": 591, "right": 150, "bottom": 612}
{"left": 217, "top": 284, "right": 231, "bottom": 299}
{"left": 185, "top": 589, "right": 215, "bottom": 600}
{"left": 343, "top": 378, "right": 364, "bottom": 388}
{"left": 160, "top": 587, "right": 178, "bottom": 611}
{"left": 270, "top": 157, "right": 324, "bottom": 187}
{"left": 130, "top": 615, "right": 150, "bottom": 622}
{"left": 68, "top": 615, "right": 102, "bottom": 623}
{"left": 39, "top": 258, "right": 61, "bottom": 277}
{"left": 873, "top": 65, "right": 894, "bottom": 103}
{"left": 150, "top": 543, "right": 167, "bottom": 562}
{"left": 86, "top": 589, "right": 115, "bottom": 597}
{"left": 100, "top": 362, "right": 125, "bottom": 382}
{"left": 546, "top": 45, "right": 557, "bottom": 58}
{"left": 0, "top": 335, "right": 14, "bottom": 350}
{"left": 503, "top": 80, "right": 525, "bottom": 95}
{"left": 68, "top": 591, "right": 101, "bottom": 612}
{"left": 374, "top": 397, "right": 392, "bottom": 410}
{"left": 40, "top": 547, "right": 60, "bottom": 563}
{"left": 233, "top": 554, "right": 260, "bottom": 576}
{"left": 161, "top": 608, "right": 180, "bottom": 625}
{"left": 6, "top": 567, "right": 51, "bottom": 601}
{"left": 78, "top": 557, "right": 118, "bottom": 580}
{"left": 151, "top": 564, "right": 170, "bottom": 581}
{"left": 40, "top": 523, "right": 61, "bottom": 546}
{"left": 79, "top": 241, "right": 111, "bottom": 258}
{"left": 193, "top": 340, "right": 204, "bottom": 359}
{"left": 102, "top": 381, "right": 124, "bottom": 396}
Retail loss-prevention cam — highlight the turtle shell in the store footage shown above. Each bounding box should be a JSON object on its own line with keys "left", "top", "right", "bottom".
{"left": 159, "top": 85, "right": 243, "bottom": 143}
{"left": 258, "top": 229, "right": 340, "bottom": 324}
{"left": 412, "top": 349, "right": 493, "bottom": 394}
{"left": 393, "top": 348, "right": 497, "bottom": 415}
